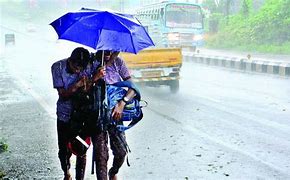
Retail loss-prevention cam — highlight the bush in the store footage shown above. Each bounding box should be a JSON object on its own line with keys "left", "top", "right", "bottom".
{"left": 0, "top": 141, "right": 8, "bottom": 153}
{"left": 204, "top": 0, "right": 290, "bottom": 54}
{"left": 0, "top": 170, "right": 5, "bottom": 178}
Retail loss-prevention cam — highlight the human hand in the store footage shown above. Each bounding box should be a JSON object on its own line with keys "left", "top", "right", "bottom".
{"left": 75, "top": 76, "right": 88, "bottom": 89}
{"left": 93, "top": 66, "right": 106, "bottom": 82}
{"left": 82, "top": 76, "right": 89, "bottom": 91}
{"left": 112, "top": 101, "right": 126, "bottom": 120}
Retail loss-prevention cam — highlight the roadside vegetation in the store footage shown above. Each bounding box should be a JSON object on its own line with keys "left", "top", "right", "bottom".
{"left": 203, "top": 0, "right": 290, "bottom": 54}
{"left": 0, "top": 170, "right": 5, "bottom": 179}
{"left": 0, "top": 140, "right": 8, "bottom": 153}
{"left": 0, "top": 140, "right": 8, "bottom": 178}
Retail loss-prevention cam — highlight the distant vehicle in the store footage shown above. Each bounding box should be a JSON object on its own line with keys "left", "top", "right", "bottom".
{"left": 136, "top": 1, "right": 204, "bottom": 51}
{"left": 120, "top": 48, "right": 182, "bottom": 93}
{"left": 26, "top": 23, "right": 37, "bottom": 33}
{"left": 5, "top": 34, "right": 15, "bottom": 46}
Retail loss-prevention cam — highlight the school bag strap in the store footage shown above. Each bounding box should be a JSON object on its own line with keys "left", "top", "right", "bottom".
{"left": 107, "top": 81, "right": 144, "bottom": 132}
{"left": 112, "top": 81, "right": 141, "bottom": 100}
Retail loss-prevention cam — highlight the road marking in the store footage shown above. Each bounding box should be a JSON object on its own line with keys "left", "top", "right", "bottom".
{"left": 194, "top": 94, "right": 221, "bottom": 103}
{"left": 14, "top": 76, "right": 56, "bottom": 119}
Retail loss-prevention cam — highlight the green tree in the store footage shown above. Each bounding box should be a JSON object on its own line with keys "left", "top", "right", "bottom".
{"left": 241, "top": 0, "right": 253, "bottom": 17}
{"left": 205, "top": 0, "right": 290, "bottom": 53}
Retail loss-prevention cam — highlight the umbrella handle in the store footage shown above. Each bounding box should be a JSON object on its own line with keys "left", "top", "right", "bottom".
{"left": 101, "top": 50, "right": 104, "bottom": 66}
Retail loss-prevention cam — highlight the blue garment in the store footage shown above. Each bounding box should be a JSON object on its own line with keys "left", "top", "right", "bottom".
{"left": 51, "top": 59, "right": 97, "bottom": 122}
{"left": 104, "top": 57, "right": 131, "bottom": 85}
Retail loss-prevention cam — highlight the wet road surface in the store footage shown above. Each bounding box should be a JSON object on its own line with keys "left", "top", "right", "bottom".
{"left": 1, "top": 17, "right": 290, "bottom": 179}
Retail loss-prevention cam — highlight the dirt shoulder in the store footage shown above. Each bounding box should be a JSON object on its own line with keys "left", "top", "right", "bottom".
{"left": 0, "top": 58, "right": 62, "bottom": 179}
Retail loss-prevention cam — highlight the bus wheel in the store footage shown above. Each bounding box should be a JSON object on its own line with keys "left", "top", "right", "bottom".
{"left": 169, "top": 80, "right": 179, "bottom": 93}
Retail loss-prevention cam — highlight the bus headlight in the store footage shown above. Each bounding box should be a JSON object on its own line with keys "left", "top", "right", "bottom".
{"left": 168, "top": 33, "right": 180, "bottom": 41}
{"left": 193, "top": 34, "right": 203, "bottom": 41}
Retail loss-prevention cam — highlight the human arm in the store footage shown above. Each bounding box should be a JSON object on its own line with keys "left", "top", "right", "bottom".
{"left": 77, "top": 66, "right": 106, "bottom": 93}
{"left": 57, "top": 77, "right": 86, "bottom": 99}
{"left": 111, "top": 78, "right": 137, "bottom": 120}
{"left": 92, "top": 66, "right": 106, "bottom": 83}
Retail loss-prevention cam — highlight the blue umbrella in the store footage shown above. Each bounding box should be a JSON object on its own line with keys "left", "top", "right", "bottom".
{"left": 50, "top": 8, "right": 155, "bottom": 54}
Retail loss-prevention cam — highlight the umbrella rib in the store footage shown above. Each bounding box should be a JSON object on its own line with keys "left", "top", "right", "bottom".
{"left": 113, "top": 12, "right": 141, "bottom": 26}
{"left": 94, "top": 28, "right": 103, "bottom": 49}
{"left": 111, "top": 13, "right": 155, "bottom": 52}
{"left": 59, "top": 13, "right": 91, "bottom": 39}
{"left": 111, "top": 15, "right": 137, "bottom": 53}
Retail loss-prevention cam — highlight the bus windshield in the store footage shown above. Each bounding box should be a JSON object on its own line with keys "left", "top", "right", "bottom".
{"left": 165, "top": 4, "right": 203, "bottom": 29}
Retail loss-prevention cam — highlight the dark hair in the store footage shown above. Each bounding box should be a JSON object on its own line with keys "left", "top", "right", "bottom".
{"left": 104, "top": 50, "right": 119, "bottom": 56}
{"left": 70, "top": 47, "right": 90, "bottom": 68}
{"left": 90, "top": 50, "right": 120, "bottom": 63}
{"left": 104, "top": 50, "right": 111, "bottom": 56}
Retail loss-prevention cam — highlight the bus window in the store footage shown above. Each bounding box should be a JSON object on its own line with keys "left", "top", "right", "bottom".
{"left": 165, "top": 4, "right": 203, "bottom": 29}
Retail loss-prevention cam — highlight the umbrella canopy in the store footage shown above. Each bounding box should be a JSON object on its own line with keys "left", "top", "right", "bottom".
{"left": 50, "top": 8, "right": 155, "bottom": 54}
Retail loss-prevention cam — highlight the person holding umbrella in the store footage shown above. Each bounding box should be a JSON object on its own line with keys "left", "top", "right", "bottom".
{"left": 91, "top": 50, "right": 137, "bottom": 180}
{"left": 51, "top": 47, "right": 105, "bottom": 180}
{"left": 105, "top": 50, "right": 136, "bottom": 180}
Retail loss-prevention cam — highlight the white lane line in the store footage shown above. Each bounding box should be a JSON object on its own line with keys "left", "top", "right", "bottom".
{"left": 194, "top": 94, "right": 221, "bottom": 103}
{"left": 14, "top": 76, "right": 55, "bottom": 119}
{"left": 180, "top": 85, "right": 221, "bottom": 103}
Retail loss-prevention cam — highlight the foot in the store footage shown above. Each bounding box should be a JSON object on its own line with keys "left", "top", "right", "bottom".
{"left": 63, "top": 172, "right": 72, "bottom": 180}
{"left": 109, "top": 169, "right": 117, "bottom": 180}
{"left": 109, "top": 174, "right": 117, "bottom": 180}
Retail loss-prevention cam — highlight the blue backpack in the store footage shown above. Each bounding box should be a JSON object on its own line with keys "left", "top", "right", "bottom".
{"left": 107, "top": 81, "right": 146, "bottom": 132}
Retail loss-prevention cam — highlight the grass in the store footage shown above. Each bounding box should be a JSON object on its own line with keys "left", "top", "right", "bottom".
{"left": 0, "top": 140, "right": 8, "bottom": 179}
{"left": 0, "top": 170, "right": 5, "bottom": 179}
{"left": 0, "top": 141, "right": 8, "bottom": 153}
